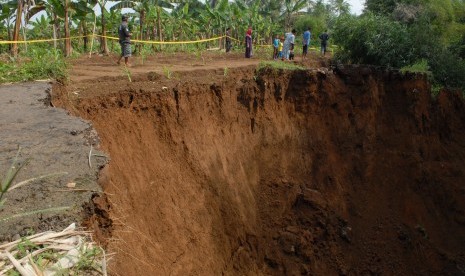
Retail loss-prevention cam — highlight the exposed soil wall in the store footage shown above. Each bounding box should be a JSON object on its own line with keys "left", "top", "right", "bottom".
{"left": 53, "top": 65, "right": 465, "bottom": 275}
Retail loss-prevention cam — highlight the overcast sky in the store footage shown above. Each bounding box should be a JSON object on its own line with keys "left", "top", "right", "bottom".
{"left": 345, "top": 0, "right": 365, "bottom": 15}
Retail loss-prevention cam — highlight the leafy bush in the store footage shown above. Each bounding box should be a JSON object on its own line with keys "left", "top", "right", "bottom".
{"left": 428, "top": 48, "right": 465, "bottom": 90}
{"left": 294, "top": 15, "right": 326, "bottom": 47}
{"left": 332, "top": 13, "right": 413, "bottom": 68}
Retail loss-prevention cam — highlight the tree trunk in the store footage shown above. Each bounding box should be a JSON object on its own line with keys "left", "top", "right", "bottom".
{"left": 53, "top": 13, "right": 58, "bottom": 49}
{"left": 138, "top": 9, "right": 145, "bottom": 55}
{"left": 22, "top": 2, "right": 28, "bottom": 53}
{"left": 83, "top": 21, "right": 88, "bottom": 52}
{"left": 12, "top": 0, "right": 23, "bottom": 57}
{"left": 64, "top": 0, "right": 71, "bottom": 57}
{"left": 7, "top": 18, "right": 12, "bottom": 51}
{"left": 100, "top": 4, "right": 109, "bottom": 55}
{"left": 157, "top": 7, "right": 163, "bottom": 50}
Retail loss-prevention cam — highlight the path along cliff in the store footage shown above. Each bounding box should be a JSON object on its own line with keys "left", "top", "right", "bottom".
{"left": 52, "top": 64, "right": 465, "bottom": 275}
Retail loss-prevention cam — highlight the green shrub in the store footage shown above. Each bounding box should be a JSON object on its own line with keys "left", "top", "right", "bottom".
{"left": 332, "top": 13, "right": 413, "bottom": 68}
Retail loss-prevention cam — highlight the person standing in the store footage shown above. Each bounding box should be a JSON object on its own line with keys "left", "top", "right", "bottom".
{"left": 245, "top": 27, "right": 253, "bottom": 58}
{"left": 319, "top": 30, "right": 330, "bottom": 56}
{"left": 225, "top": 27, "right": 232, "bottom": 53}
{"left": 117, "top": 15, "right": 132, "bottom": 66}
{"left": 302, "top": 27, "right": 311, "bottom": 60}
{"left": 273, "top": 35, "right": 280, "bottom": 60}
{"left": 282, "top": 29, "right": 296, "bottom": 61}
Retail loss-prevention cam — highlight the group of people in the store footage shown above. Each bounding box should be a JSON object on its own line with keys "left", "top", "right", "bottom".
{"left": 116, "top": 14, "right": 331, "bottom": 67}
{"left": 241, "top": 26, "right": 330, "bottom": 61}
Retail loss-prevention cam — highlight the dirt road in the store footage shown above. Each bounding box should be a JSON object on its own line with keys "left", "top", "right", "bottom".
{"left": 0, "top": 82, "right": 105, "bottom": 241}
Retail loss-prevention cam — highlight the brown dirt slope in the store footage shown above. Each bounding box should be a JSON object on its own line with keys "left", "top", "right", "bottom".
{"left": 53, "top": 63, "right": 465, "bottom": 275}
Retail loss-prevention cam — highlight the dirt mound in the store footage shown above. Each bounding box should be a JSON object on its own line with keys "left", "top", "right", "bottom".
{"left": 52, "top": 64, "right": 465, "bottom": 275}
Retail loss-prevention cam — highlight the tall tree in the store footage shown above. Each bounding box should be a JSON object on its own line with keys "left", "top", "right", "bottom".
{"left": 88, "top": 0, "right": 110, "bottom": 54}
{"left": 329, "top": 0, "right": 350, "bottom": 15}
{"left": 283, "top": 0, "right": 308, "bottom": 28}
{"left": 11, "top": 0, "right": 23, "bottom": 56}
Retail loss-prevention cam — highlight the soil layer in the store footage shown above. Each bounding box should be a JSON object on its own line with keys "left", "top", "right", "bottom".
{"left": 51, "top": 56, "right": 465, "bottom": 276}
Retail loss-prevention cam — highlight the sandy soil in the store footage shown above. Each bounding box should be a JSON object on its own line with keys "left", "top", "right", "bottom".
{"left": 0, "top": 82, "right": 106, "bottom": 241}
{"left": 50, "top": 53, "right": 465, "bottom": 276}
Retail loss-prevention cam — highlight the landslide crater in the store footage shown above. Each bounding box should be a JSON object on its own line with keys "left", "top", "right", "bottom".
{"left": 53, "top": 66, "right": 465, "bottom": 275}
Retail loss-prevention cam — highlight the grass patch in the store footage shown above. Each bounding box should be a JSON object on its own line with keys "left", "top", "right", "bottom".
{"left": 257, "top": 60, "right": 305, "bottom": 71}
{"left": 400, "top": 59, "right": 431, "bottom": 75}
{"left": 0, "top": 48, "right": 68, "bottom": 83}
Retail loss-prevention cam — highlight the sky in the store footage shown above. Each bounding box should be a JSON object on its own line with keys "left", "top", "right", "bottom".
{"left": 345, "top": 0, "right": 365, "bottom": 15}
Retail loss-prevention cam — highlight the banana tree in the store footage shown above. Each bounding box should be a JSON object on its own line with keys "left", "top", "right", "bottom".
{"left": 0, "top": 1, "right": 16, "bottom": 52}
{"left": 72, "top": 1, "right": 95, "bottom": 52}
{"left": 7, "top": 0, "right": 32, "bottom": 56}
{"left": 283, "top": 0, "right": 308, "bottom": 28}
{"left": 166, "top": 3, "right": 191, "bottom": 41}
{"left": 29, "top": 14, "right": 50, "bottom": 39}
{"left": 29, "top": 0, "right": 93, "bottom": 56}
{"left": 88, "top": 0, "right": 110, "bottom": 54}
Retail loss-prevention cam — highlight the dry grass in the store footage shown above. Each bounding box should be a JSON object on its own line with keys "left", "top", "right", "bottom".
{"left": 0, "top": 223, "right": 108, "bottom": 275}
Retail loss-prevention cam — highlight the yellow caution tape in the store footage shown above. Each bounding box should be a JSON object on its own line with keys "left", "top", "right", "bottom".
{"left": 0, "top": 34, "right": 280, "bottom": 48}
{"left": 88, "top": 34, "right": 226, "bottom": 45}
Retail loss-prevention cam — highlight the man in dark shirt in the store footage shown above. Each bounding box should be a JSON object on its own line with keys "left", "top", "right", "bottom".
{"left": 319, "top": 30, "right": 329, "bottom": 56}
{"left": 225, "top": 27, "right": 232, "bottom": 53}
{"left": 117, "top": 15, "right": 132, "bottom": 66}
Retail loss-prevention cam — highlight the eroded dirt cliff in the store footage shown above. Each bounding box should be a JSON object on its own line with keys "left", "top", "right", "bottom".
{"left": 53, "top": 65, "right": 465, "bottom": 275}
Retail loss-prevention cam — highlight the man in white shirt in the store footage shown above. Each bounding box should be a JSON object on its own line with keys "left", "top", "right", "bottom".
{"left": 282, "top": 29, "right": 296, "bottom": 61}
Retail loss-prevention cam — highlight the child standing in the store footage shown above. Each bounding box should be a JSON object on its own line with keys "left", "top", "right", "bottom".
{"left": 278, "top": 38, "right": 283, "bottom": 59}
{"left": 273, "top": 35, "right": 280, "bottom": 60}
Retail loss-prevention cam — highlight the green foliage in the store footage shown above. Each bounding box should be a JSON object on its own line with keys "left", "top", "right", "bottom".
{"left": 294, "top": 15, "right": 326, "bottom": 46}
{"left": 0, "top": 48, "right": 68, "bottom": 83}
{"left": 333, "top": 0, "right": 465, "bottom": 91}
{"left": 121, "top": 65, "right": 132, "bottom": 82}
{"left": 333, "top": 13, "right": 412, "bottom": 68}
{"left": 162, "top": 66, "right": 172, "bottom": 79}
{"left": 364, "top": 0, "right": 397, "bottom": 15}
{"left": 400, "top": 59, "right": 430, "bottom": 75}
{"left": 257, "top": 60, "right": 305, "bottom": 71}
{"left": 17, "top": 238, "right": 40, "bottom": 259}
{"left": 428, "top": 47, "right": 465, "bottom": 90}
{"left": 74, "top": 246, "right": 103, "bottom": 272}
{"left": 0, "top": 149, "right": 23, "bottom": 209}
